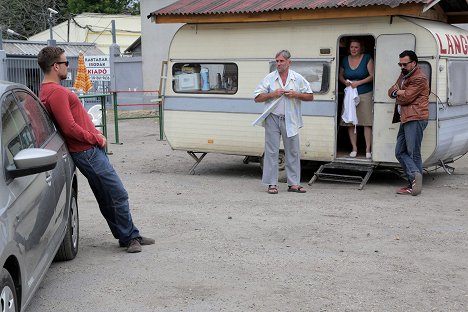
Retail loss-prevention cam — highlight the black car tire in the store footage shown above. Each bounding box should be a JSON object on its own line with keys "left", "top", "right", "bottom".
{"left": 1, "top": 268, "right": 18, "bottom": 312}
{"left": 54, "top": 189, "right": 79, "bottom": 261}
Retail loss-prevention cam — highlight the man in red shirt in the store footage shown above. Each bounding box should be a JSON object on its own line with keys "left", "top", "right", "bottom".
{"left": 38, "top": 47, "right": 154, "bottom": 253}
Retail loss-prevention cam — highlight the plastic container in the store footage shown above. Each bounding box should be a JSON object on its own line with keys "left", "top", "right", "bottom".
{"left": 200, "top": 67, "right": 210, "bottom": 91}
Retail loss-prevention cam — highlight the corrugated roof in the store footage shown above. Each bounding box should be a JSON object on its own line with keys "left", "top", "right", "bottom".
{"left": 1, "top": 40, "right": 104, "bottom": 57}
{"left": 152, "top": 0, "right": 431, "bottom": 16}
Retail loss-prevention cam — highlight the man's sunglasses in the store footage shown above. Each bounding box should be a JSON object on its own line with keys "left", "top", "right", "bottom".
{"left": 397, "top": 61, "right": 414, "bottom": 67}
{"left": 52, "top": 61, "right": 69, "bottom": 67}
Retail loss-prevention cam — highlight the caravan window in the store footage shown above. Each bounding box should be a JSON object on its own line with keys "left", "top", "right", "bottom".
{"left": 447, "top": 60, "right": 468, "bottom": 106}
{"left": 172, "top": 63, "right": 238, "bottom": 94}
{"left": 269, "top": 61, "right": 330, "bottom": 93}
{"left": 418, "top": 61, "right": 432, "bottom": 90}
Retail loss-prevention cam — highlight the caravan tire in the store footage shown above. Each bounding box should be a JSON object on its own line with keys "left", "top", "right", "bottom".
{"left": 259, "top": 150, "right": 286, "bottom": 171}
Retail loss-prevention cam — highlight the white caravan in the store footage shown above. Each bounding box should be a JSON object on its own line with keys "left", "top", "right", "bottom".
{"left": 161, "top": 16, "right": 468, "bottom": 187}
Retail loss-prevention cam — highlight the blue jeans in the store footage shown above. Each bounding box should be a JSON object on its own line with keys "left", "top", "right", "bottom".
{"left": 71, "top": 146, "right": 140, "bottom": 245}
{"left": 395, "top": 120, "right": 428, "bottom": 184}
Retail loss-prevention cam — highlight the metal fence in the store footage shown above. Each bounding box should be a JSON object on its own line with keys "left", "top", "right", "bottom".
{"left": 6, "top": 56, "right": 77, "bottom": 96}
{"left": 5, "top": 55, "right": 112, "bottom": 109}
{"left": 6, "top": 56, "right": 108, "bottom": 92}
{"left": 4, "top": 52, "right": 164, "bottom": 144}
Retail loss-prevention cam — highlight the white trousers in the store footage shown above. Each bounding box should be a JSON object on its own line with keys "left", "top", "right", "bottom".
{"left": 262, "top": 114, "right": 301, "bottom": 186}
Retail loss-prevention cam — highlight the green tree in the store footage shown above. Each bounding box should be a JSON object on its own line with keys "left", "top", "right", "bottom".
{"left": 68, "top": 0, "right": 140, "bottom": 15}
{"left": 0, "top": 0, "right": 139, "bottom": 39}
{"left": 0, "top": 0, "right": 68, "bottom": 39}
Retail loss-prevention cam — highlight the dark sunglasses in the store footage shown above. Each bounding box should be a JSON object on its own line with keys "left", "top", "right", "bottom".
{"left": 398, "top": 61, "right": 413, "bottom": 67}
{"left": 52, "top": 61, "right": 69, "bottom": 67}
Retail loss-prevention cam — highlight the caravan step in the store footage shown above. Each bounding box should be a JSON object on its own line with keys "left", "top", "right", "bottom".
{"left": 309, "top": 162, "right": 375, "bottom": 190}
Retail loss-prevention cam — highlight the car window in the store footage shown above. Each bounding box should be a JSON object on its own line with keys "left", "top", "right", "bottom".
{"left": 1, "top": 93, "right": 35, "bottom": 167}
{"left": 14, "top": 90, "right": 55, "bottom": 147}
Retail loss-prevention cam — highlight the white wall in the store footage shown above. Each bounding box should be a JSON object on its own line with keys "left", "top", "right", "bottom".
{"left": 140, "top": 0, "right": 182, "bottom": 91}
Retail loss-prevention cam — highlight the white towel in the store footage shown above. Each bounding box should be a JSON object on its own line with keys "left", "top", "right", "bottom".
{"left": 341, "top": 84, "right": 360, "bottom": 132}
{"left": 252, "top": 95, "right": 283, "bottom": 127}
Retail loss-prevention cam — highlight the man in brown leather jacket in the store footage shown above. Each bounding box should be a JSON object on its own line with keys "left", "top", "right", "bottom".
{"left": 388, "top": 50, "right": 429, "bottom": 196}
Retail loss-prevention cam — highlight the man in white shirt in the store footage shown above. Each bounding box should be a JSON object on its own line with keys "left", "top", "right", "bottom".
{"left": 253, "top": 50, "right": 314, "bottom": 194}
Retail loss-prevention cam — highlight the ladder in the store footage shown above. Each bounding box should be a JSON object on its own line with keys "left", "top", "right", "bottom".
{"left": 308, "top": 162, "right": 376, "bottom": 190}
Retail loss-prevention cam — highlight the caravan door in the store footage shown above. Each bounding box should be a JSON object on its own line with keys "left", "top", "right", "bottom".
{"left": 373, "top": 34, "right": 415, "bottom": 162}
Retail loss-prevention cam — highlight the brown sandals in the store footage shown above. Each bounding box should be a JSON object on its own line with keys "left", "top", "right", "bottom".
{"left": 267, "top": 185, "right": 278, "bottom": 194}
{"left": 287, "top": 185, "right": 307, "bottom": 193}
{"left": 268, "top": 185, "right": 307, "bottom": 194}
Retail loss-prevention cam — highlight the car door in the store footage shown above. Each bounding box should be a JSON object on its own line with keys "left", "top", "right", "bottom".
{"left": 1, "top": 90, "right": 56, "bottom": 295}
{"left": 14, "top": 89, "right": 69, "bottom": 239}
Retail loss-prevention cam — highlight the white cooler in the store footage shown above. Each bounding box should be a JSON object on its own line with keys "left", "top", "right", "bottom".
{"left": 174, "top": 73, "right": 201, "bottom": 91}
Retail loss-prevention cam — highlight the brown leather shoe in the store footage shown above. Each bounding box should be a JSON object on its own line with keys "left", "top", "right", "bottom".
{"left": 126, "top": 238, "right": 142, "bottom": 253}
{"left": 119, "top": 236, "right": 155, "bottom": 248}
{"left": 139, "top": 236, "right": 155, "bottom": 245}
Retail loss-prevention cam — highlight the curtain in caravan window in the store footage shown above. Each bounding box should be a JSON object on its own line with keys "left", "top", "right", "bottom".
{"left": 448, "top": 60, "right": 468, "bottom": 106}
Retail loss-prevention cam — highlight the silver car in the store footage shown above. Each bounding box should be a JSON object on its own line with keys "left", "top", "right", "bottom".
{"left": 0, "top": 81, "right": 79, "bottom": 312}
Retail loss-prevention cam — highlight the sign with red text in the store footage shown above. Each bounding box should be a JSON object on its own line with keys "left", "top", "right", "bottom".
{"left": 84, "top": 55, "right": 111, "bottom": 82}
{"left": 435, "top": 32, "right": 468, "bottom": 56}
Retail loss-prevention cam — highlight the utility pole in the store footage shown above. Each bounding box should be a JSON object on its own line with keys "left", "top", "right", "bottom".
{"left": 47, "top": 8, "right": 58, "bottom": 46}
{"left": 0, "top": 28, "right": 6, "bottom": 81}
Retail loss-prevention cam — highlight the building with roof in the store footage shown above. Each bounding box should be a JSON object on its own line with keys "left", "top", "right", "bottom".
{"left": 149, "top": 0, "right": 468, "bottom": 24}
{"left": 28, "top": 13, "right": 141, "bottom": 53}
{"left": 1, "top": 39, "right": 103, "bottom": 57}
{"left": 142, "top": 0, "right": 468, "bottom": 92}
{"left": 140, "top": 0, "right": 181, "bottom": 92}
{"left": 0, "top": 38, "right": 105, "bottom": 95}
{"left": 124, "top": 37, "right": 142, "bottom": 56}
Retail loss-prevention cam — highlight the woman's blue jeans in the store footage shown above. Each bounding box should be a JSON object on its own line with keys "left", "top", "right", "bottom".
{"left": 71, "top": 146, "right": 140, "bottom": 245}
{"left": 395, "top": 120, "right": 428, "bottom": 184}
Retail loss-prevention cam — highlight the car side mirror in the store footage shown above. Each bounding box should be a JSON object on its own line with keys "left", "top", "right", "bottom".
{"left": 6, "top": 148, "right": 58, "bottom": 179}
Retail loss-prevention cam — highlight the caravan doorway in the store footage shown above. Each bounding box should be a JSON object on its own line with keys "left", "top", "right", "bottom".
{"left": 336, "top": 35, "right": 375, "bottom": 160}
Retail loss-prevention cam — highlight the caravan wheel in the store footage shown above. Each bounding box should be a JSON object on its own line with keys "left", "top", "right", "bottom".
{"left": 259, "top": 150, "right": 286, "bottom": 171}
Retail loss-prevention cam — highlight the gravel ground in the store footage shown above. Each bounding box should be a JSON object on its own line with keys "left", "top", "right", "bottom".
{"left": 25, "top": 117, "right": 468, "bottom": 312}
